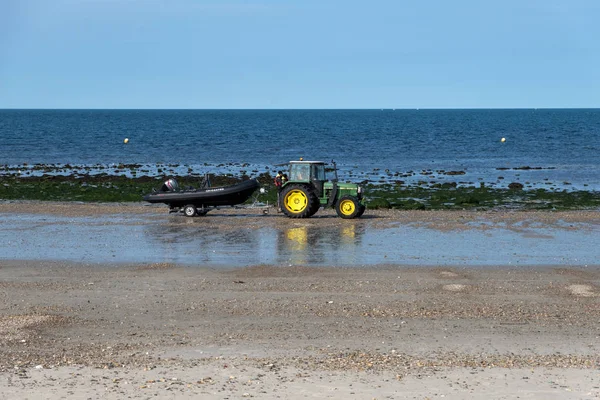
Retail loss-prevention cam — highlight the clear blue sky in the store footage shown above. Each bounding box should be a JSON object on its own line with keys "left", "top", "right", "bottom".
{"left": 1, "top": 0, "right": 599, "bottom": 109}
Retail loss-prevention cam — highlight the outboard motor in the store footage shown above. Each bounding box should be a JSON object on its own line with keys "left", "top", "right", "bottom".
{"left": 161, "top": 178, "right": 179, "bottom": 192}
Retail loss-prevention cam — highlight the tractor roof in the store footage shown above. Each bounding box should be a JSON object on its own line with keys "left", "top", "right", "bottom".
{"left": 289, "top": 161, "right": 326, "bottom": 164}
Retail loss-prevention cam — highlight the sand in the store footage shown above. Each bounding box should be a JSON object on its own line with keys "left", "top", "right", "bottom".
{"left": 0, "top": 203, "right": 599, "bottom": 399}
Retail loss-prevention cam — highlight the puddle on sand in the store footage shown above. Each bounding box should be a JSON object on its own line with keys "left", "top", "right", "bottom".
{"left": 0, "top": 213, "right": 598, "bottom": 267}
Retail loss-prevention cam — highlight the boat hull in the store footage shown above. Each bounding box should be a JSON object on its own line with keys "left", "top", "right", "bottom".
{"left": 143, "top": 179, "right": 260, "bottom": 208}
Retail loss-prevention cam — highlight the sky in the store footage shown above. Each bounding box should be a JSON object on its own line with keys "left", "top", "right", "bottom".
{"left": 1, "top": 0, "right": 599, "bottom": 109}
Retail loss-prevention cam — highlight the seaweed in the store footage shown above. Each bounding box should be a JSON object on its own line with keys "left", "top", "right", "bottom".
{"left": 1, "top": 173, "right": 599, "bottom": 211}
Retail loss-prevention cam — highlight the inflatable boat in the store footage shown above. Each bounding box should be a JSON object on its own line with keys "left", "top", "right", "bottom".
{"left": 143, "top": 177, "right": 260, "bottom": 216}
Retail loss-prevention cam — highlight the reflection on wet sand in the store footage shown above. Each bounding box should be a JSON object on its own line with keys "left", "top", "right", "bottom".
{"left": 143, "top": 218, "right": 366, "bottom": 266}
{"left": 144, "top": 216, "right": 261, "bottom": 265}
{"left": 278, "top": 223, "right": 364, "bottom": 265}
{"left": 283, "top": 226, "right": 309, "bottom": 265}
{"left": 0, "top": 210, "right": 598, "bottom": 267}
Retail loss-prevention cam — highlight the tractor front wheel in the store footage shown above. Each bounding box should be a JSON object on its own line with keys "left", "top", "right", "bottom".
{"left": 280, "top": 184, "right": 319, "bottom": 218}
{"left": 336, "top": 196, "right": 361, "bottom": 219}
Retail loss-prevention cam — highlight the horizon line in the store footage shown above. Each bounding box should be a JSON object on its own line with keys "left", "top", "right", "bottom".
{"left": 1, "top": 107, "right": 599, "bottom": 111}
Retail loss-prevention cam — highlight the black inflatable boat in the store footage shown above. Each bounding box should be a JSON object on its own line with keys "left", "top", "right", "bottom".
{"left": 143, "top": 177, "right": 260, "bottom": 217}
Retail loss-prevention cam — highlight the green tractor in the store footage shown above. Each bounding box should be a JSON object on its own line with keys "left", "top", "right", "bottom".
{"left": 278, "top": 160, "right": 366, "bottom": 219}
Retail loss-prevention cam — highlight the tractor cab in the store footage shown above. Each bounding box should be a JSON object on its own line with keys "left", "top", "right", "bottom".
{"left": 288, "top": 161, "right": 328, "bottom": 197}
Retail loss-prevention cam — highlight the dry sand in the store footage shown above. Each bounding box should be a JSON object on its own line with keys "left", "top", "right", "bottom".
{"left": 0, "top": 203, "right": 599, "bottom": 399}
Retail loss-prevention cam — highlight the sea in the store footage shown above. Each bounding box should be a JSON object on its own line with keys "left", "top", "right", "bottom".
{"left": 0, "top": 109, "right": 599, "bottom": 191}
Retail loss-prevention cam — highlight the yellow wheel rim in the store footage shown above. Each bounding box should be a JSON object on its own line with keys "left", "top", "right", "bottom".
{"left": 340, "top": 199, "right": 356, "bottom": 215}
{"left": 285, "top": 190, "right": 308, "bottom": 213}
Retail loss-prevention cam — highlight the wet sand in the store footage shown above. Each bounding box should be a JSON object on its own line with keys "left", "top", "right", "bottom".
{"left": 1, "top": 202, "right": 599, "bottom": 267}
{"left": 0, "top": 203, "right": 599, "bottom": 398}
{"left": 1, "top": 200, "right": 599, "bottom": 226}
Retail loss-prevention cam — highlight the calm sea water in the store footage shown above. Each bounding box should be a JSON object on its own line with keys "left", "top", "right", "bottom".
{"left": 1, "top": 109, "right": 599, "bottom": 190}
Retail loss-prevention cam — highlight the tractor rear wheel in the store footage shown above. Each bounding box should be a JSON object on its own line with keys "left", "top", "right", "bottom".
{"left": 280, "top": 184, "right": 319, "bottom": 218}
{"left": 335, "top": 196, "right": 361, "bottom": 219}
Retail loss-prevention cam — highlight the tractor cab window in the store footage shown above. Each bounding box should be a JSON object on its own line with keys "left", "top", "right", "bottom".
{"left": 290, "top": 164, "right": 310, "bottom": 181}
{"left": 312, "top": 164, "right": 326, "bottom": 181}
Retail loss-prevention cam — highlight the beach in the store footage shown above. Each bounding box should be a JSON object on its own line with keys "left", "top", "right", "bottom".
{"left": 0, "top": 204, "right": 599, "bottom": 398}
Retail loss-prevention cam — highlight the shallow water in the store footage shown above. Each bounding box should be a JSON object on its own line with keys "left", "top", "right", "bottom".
{"left": 0, "top": 212, "right": 597, "bottom": 267}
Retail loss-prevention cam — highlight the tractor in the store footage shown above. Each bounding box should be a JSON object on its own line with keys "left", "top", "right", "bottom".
{"left": 278, "top": 160, "right": 366, "bottom": 219}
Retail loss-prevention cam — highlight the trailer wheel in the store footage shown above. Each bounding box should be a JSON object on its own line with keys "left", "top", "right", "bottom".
{"left": 183, "top": 205, "right": 197, "bottom": 217}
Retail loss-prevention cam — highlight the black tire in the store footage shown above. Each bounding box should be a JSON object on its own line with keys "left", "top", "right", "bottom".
{"left": 280, "top": 184, "right": 319, "bottom": 218}
{"left": 335, "top": 196, "right": 361, "bottom": 219}
{"left": 305, "top": 192, "right": 321, "bottom": 217}
{"left": 356, "top": 204, "right": 366, "bottom": 218}
{"left": 196, "top": 209, "right": 208, "bottom": 216}
{"left": 307, "top": 202, "right": 321, "bottom": 217}
{"left": 183, "top": 204, "right": 197, "bottom": 217}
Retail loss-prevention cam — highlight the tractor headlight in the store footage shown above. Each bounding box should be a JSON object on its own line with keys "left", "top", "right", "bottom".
{"left": 357, "top": 186, "right": 363, "bottom": 194}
